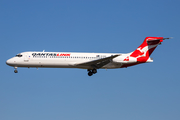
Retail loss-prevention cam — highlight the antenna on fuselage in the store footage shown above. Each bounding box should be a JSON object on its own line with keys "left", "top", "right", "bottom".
{"left": 43, "top": 50, "right": 45, "bottom": 52}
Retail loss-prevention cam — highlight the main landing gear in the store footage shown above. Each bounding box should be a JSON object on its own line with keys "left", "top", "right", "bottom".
{"left": 87, "top": 69, "right": 97, "bottom": 76}
{"left": 14, "top": 67, "right": 18, "bottom": 73}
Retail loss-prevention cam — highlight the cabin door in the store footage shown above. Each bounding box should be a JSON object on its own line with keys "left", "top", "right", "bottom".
{"left": 24, "top": 54, "right": 29, "bottom": 62}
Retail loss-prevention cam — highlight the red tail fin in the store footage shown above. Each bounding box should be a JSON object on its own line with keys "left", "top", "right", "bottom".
{"left": 130, "top": 37, "right": 163, "bottom": 62}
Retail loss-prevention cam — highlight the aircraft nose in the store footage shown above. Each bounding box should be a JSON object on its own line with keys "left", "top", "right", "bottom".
{"left": 6, "top": 59, "right": 14, "bottom": 66}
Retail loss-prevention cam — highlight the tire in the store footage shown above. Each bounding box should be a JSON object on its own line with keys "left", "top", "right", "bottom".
{"left": 88, "top": 72, "right": 93, "bottom": 76}
{"left": 14, "top": 70, "right": 18, "bottom": 73}
{"left": 92, "top": 69, "right": 97, "bottom": 74}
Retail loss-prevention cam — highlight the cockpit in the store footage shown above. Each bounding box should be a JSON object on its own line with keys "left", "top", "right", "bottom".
{"left": 15, "top": 54, "right": 23, "bottom": 57}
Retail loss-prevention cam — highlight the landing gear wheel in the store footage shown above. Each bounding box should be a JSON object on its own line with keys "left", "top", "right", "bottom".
{"left": 92, "top": 69, "right": 97, "bottom": 74}
{"left": 87, "top": 69, "right": 97, "bottom": 76}
{"left": 14, "top": 70, "right": 18, "bottom": 73}
{"left": 88, "top": 72, "right": 93, "bottom": 76}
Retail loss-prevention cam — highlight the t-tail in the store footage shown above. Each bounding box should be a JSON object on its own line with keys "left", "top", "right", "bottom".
{"left": 126, "top": 37, "right": 171, "bottom": 63}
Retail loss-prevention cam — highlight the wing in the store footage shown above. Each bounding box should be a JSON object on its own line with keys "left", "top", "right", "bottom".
{"left": 76, "top": 54, "right": 120, "bottom": 69}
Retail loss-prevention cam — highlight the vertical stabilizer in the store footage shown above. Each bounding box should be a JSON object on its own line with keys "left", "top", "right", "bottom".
{"left": 130, "top": 37, "right": 164, "bottom": 63}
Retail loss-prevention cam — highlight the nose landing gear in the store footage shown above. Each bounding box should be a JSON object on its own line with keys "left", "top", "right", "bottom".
{"left": 87, "top": 69, "right": 97, "bottom": 76}
{"left": 14, "top": 67, "right": 18, "bottom": 73}
{"left": 14, "top": 70, "right": 18, "bottom": 73}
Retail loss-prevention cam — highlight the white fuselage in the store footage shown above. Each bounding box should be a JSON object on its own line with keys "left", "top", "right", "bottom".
{"left": 6, "top": 51, "right": 138, "bottom": 69}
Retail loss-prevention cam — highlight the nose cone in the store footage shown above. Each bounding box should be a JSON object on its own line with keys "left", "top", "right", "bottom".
{"left": 6, "top": 58, "right": 14, "bottom": 66}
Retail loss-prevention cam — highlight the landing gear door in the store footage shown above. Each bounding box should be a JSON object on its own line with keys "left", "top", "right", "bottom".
{"left": 24, "top": 54, "right": 29, "bottom": 62}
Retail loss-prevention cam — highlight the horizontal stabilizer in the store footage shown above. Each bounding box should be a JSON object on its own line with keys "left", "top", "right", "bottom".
{"left": 147, "top": 37, "right": 172, "bottom": 42}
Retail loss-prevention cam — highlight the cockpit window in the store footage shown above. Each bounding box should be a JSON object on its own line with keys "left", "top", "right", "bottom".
{"left": 15, "top": 54, "right": 23, "bottom": 57}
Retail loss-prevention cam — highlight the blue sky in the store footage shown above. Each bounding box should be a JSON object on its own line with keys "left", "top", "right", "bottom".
{"left": 1, "top": 0, "right": 180, "bottom": 120}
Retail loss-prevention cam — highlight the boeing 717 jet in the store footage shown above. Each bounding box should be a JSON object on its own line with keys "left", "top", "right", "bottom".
{"left": 6, "top": 37, "right": 170, "bottom": 76}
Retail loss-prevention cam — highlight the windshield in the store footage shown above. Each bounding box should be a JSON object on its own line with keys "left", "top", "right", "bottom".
{"left": 15, "top": 54, "right": 23, "bottom": 57}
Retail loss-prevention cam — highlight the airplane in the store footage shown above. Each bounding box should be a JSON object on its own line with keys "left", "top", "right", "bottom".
{"left": 6, "top": 37, "right": 171, "bottom": 76}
